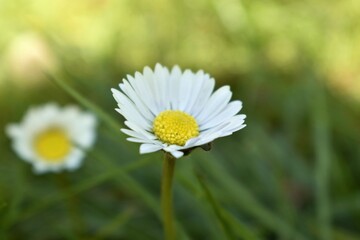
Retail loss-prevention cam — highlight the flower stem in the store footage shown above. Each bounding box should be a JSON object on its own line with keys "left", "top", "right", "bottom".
{"left": 161, "top": 153, "right": 176, "bottom": 240}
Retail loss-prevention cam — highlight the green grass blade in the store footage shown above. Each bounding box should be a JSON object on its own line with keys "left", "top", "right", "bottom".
{"left": 2, "top": 164, "right": 27, "bottom": 230}
{"left": 17, "top": 155, "right": 155, "bottom": 223}
{"left": 93, "top": 207, "right": 135, "bottom": 240}
{"left": 196, "top": 171, "right": 253, "bottom": 240}
{"left": 194, "top": 151, "right": 307, "bottom": 240}
{"left": 45, "top": 72, "right": 121, "bottom": 133}
{"left": 311, "top": 80, "right": 332, "bottom": 240}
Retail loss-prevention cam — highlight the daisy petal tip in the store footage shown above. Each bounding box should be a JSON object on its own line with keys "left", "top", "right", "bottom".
{"left": 5, "top": 124, "right": 18, "bottom": 137}
{"left": 33, "top": 165, "right": 46, "bottom": 175}
{"left": 155, "top": 63, "right": 163, "bottom": 69}
{"left": 170, "top": 151, "right": 184, "bottom": 159}
{"left": 139, "top": 143, "right": 162, "bottom": 154}
{"left": 171, "top": 65, "right": 181, "bottom": 72}
{"left": 143, "top": 66, "right": 152, "bottom": 73}
{"left": 120, "top": 128, "right": 127, "bottom": 133}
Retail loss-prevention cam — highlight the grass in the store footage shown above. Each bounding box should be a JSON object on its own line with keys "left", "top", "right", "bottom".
{"left": 1, "top": 65, "right": 360, "bottom": 240}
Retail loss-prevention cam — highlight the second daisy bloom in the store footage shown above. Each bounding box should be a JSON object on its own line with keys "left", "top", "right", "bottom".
{"left": 6, "top": 103, "right": 97, "bottom": 174}
{"left": 112, "top": 64, "right": 246, "bottom": 158}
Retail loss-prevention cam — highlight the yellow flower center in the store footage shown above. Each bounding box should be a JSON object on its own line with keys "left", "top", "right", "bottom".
{"left": 153, "top": 110, "right": 199, "bottom": 146}
{"left": 34, "top": 128, "right": 71, "bottom": 162}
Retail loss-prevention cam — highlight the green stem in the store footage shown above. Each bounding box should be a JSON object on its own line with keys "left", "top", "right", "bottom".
{"left": 161, "top": 153, "right": 176, "bottom": 240}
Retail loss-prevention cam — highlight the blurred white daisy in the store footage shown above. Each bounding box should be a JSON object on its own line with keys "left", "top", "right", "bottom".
{"left": 6, "top": 103, "right": 97, "bottom": 174}
{"left": 112, "top": 63, "right": 246, "bottom": 158}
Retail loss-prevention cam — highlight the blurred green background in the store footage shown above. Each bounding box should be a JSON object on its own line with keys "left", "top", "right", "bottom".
{"left": 1, "top": 0, "right": 360, "bottom": 239}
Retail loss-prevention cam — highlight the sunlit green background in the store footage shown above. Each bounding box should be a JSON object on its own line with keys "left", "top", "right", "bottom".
{"left": 1, "top": 0, "right": 360, "bottom": 239}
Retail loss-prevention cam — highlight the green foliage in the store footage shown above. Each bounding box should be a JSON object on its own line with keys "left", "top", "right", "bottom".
{"left": 1, "top": 0, "right": 360, "bottom": 239}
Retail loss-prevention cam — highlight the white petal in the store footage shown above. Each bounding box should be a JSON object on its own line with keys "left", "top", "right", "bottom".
{"left": 155, "top": 64, "right": 171, "bottom": 110}
{"left": 33, "top": 162, "right": 49, "bottom": 174}
{"left": 152, "top": 64, "right": 168, "bottom": 111}
{"left": 63, "top": 149, "right": 84, "bottom": 170}
{"left": 200, "top": 100, "right": 242, "bottom": 130}
{"left": 220, "top": 124, "right": 247, "bottom": 137}
{"left": 219, "top": 115, "right": 246, "bottom": 136}
{"left": 128, "top": 73, "right": 159, "bottom": 115}
{"left": 113, "top": 89, "right": 152, "bottom": 129}
{"left": 196, "top": 86, "right": 232, "bottom": 124}
{"left": 169, "top": 65, "right": 182, "bottom": 109}
{"left": 143, "top": 66, "right": 161, "bottom": 110}
{"left": 193, "top": 132, "right": 222, "bottom": 146}
{"left": 124, "top": 121, "right": 156, "bottom": 140}
{"left": 115, "top": 107, "right": 152, "bottom": 131}
{"left": 189, "top": 76, "right": 215, "bottom": 116}
{"left": 120, "top": 80, "right": 154, "bottom": 121}
{"left": 121, "top": 128, "right": 155, "bottom": 140}
{"left": 63, "top": 110, "right": 97, "bottom": 148}
{"left": 183, "top": 137, "right": 199, "bottom": 148}
{"left": 170, "top": 150, "right": 184, "bottom": 158}
{"left": 5, "top": 124, "right": 21, "bottom": 138}
{"left": 137, "top": 70, "right": 162, "bottom": 115}
{"left": 127, "top": 137, "right": 158, "bottom": 144}
{"left": 184, "top": 70, "right": 206, "bottom": 113}
{"left": 178, "top": 70, "right": 194, "bottom": 111}
{"left": 11, "top": 141, "right": 34, "bottom": 162}
{"left": 140, "top": 143, "right": 163, "bottom": 154}
{"left": 163, "top": 145, "right": 182, "bottom": 152}
{"left": 23, "top": 103, "right": 60, "bottom": 130}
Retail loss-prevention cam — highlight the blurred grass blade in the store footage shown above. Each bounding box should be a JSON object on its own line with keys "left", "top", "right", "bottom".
{"left": 93, "top": 207, "right": 135, "bottom": 240}
{"left": 45, "top": 72, "right": 121, "bottom": 133}
{"left": 311, "top": 79, "right": 332, "bottom": 240}
{"left": 18, "top": 155, "right": 155, "bottom": 222}
{"left": 332, "top": 193, "right": 360, "bottom": 216}
{"left": 196, "top": 171, "right": 256, "bottom": 240}
{"left": 2, "top": 165, "right": 27, "bottom": 230}
{"left": 195, "top": 151, "right": 307, "bottom": 240}
{"left": 222, "top": 211, "right": 260, "bottom": 240}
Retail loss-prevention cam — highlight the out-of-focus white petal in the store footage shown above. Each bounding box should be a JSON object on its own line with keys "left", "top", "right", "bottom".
{"left": 5, "top": 124, "right": 21, "bottom": 138}
{"left": 64, "top": 149, "right": 84, "bottom": 170}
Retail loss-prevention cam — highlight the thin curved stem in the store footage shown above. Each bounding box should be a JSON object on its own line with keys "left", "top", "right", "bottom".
{"left": 161, "top": 153, "right": 176, "bottom": 240}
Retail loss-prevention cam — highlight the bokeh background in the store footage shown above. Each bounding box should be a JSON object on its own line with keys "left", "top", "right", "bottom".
{"left": 1, "top": 0, "right": 360, "bottom": 239}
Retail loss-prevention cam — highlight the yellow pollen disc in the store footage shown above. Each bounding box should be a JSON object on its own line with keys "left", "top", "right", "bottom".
{"left": 153, "top": 110, "right": 199, "bottom": 146}
{"left": 34, "top": 128, "right": 71, "bottom": 162}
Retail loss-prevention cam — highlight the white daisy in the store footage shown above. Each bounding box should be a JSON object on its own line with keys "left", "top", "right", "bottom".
{"left": 6, "top": 103, "right": 97, "bottom": 174}
{"left": 112, "top": 64, "right": 246, "bottom": 158}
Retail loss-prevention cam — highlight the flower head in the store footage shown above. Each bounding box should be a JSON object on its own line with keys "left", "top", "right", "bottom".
{"left": 6, "top": 103, "right": 97, "bottom": 174}
{"left": 112, "top": 64, "right": 246, "bottom": 158}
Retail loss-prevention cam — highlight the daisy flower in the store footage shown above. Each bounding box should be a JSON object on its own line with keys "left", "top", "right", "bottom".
{"left": 6, "top": 103, "right": 97, "bottom": 174}
{"left": 111, "top": 63, "right": 246, "bottom": 158}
